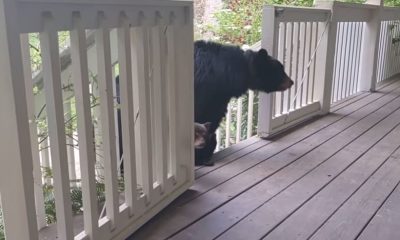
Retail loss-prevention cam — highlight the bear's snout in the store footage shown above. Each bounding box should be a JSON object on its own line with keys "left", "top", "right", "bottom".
{"left": 279, "top": 77, "right": 294, "bottom": 91}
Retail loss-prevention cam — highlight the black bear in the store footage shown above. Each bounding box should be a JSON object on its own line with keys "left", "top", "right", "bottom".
{"left": 194, "top": 40, "right": 293, "bottom": 166}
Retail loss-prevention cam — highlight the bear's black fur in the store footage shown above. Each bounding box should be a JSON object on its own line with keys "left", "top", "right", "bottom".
{"left": 115, "top": 40, "right": 293, "bottom": 169}
{"left": 194, "top": 40, "right": 293, "bottom": 165}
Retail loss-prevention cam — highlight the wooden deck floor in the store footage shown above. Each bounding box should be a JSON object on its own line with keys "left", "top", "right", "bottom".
{"left": 129, "top": 78, "right": 400, "bottom": 240}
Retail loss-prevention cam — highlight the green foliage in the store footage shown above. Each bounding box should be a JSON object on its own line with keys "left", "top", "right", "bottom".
{"left": 204, "top": 0, "right": 314, "bottom": 46}
{"left": 385, "top": 0, "right": 400, "bottom": 6}
{"left": 0, "top": 207, "right": 4, "bottom": 240}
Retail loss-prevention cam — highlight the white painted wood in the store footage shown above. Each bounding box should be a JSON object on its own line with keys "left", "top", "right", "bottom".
{"left": 0, "top": 0, "right": 38, "bottom": 238}
{"left": 70, "top": 13, "right": 100, "bottom": 239}
{"left": 216, "top": 129, "right": 221, "bottom": 152}
{"left": 300, "top": 22, "right": 307, "bottom": 107}
{"left": 40, "top": 13, "right": 74, "bottom": 239}
{"left": 247, "top": 91, "right": 254, "bottom": 139}
{"left": 151, "top": 19, "right": 169, "bottom": 192}
{"left": 304, "top": 22, "right": 312, "bottom": 105}
{"left": 331, "top": 2, "right": 378, "bottom": 22}
{"left": 275, "top": 6, "right": 330, "bottom": 22}
{"left": 20, "top": 34, "right": 47, "bottom": 230}
{"left": 342, "top": 22, "right": 350, "bottom": 99}
{"left": 225, "top": 103, "right": 232, "bottom": 148}
{"left": 95, "top": 13, "right": 119, "bottom": 228}
{"left": 2, "top": 1, "right": 195, "bottom": 239}
{"left": 259, "top": 7, "right": 330, "bottom": 137}
{"left": 275, "top": 23, "right": 284, "bottom": 116}
{"left": 236, "top": 98, "right": 243, "bottom": 143}
{"left": 292, "top": 22, "right": 299, "bottom": 110}
{"left": 316, "top": 14, "right": 337, "bottom": 114}
{"left": 310, "top": 22, "right": 318, "bottom": 102}
{"left": 257, "top": 6, "right": 278, "bottom": 138}
{"left": 131, "top": 26, "right": 154, "bottom": 202}
{"left": 173, "top": 5, "right": 194, "bottom": 184}
{"left": 117, "top": 13, "right": 138, "bottom": 216}
{"left": 271, "top": 102, "right": 321, "bottom": 130}
{"left": 359, "top": 4, "right": 382, "bottom": 92}
{"left": 381, "top": 7, "right": 400, "bottom": 21}
{"left": 286, "top": 22, "right": 294, "bottom": 111}
{"left": 166, "top": 22, "right": 178, "bottom": 179}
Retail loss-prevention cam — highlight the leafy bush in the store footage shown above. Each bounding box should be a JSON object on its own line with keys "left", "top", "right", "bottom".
{"left": 0, "top": 207, "right": 4, "bottom": 240}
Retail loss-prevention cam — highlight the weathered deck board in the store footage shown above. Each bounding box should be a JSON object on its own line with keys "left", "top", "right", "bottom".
{"left": 357, "top": 181, "right": 400, "bottom": 240}
{"left": 129, "top": 78, "right": 400, "bottom": 240}
{"left": 309, "top": 152, "right": 400, "bottom": 240}
{"left": 263, "top": 121, "right": 400, "bottom": 240}
{"left": 197, "top": 86, "right": 400, "bottom": 240}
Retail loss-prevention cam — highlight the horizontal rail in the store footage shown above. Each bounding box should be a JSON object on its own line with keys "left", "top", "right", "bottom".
{"left": 16, "top": 2, "right": 188, "bottom": 33}
{"left": 332, "top": 2, "right": 378, "bottom": 22}
{"left": 274, "top": 6, "right": 330, "bottom": 22}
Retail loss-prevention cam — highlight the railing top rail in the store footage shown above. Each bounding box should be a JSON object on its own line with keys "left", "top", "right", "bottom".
{"left": 12, "top": 2, "right": 189, "bottom": 33}
{"left": 17, "top": 0, "right": 192, "bottom": 6}
{"left": 381, "top": 6, "right": 400, "bottom": 20}
{"left": 267, "top": 5, "right": 330, "bottom": 22}
{"left": 331, "top": 1, "right": 379, "bottom": 22}
{"left": 332, "top": 1, "right": 379, "bottom": 10}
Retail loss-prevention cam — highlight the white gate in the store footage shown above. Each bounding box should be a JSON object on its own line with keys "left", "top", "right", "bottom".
{"left": 0, "top": 0, "right": 194, "bottom": 239}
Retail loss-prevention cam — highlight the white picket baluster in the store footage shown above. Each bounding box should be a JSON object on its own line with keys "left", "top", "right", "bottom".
{"left": 151, "top": 15, "right": 169, "bottom": 193}
{"left": 247, "top": 90, "right": 254, "bottom": 139}
{"left": 236, "top": 98, "right": 243, "bottom": 143}
{"left": 117, "top": 13, "right": 138, "bottom": 215}
{"left": 40, "top": 13, "right": 74, "bottom": 239}
{"left": 166, "top": 20, "right": 178, "bottom": 180}
{"left": 70, "top": 13, "right": 100, "bottom": 239}
{"left": 131, "top": 25, "right": 154, "bottom": 202}
{"left": 95, "top": 13, "right": 119, "bottom": 227}
{"left": 225, "top": 103, "right": 232, "bottom": 148}
{"left": 20, "top": 34, "right": 47, "bottom": 230}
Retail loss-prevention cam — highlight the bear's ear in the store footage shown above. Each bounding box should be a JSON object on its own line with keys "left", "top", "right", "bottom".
{"left": 257, "top": 49, "right": 269, "bottom": 58}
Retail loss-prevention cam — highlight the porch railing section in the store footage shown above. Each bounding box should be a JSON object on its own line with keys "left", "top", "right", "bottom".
{"left": 0, "top": 1, "right": 194, "bottom": 240}
{"left": 257, "top": 6, "right": 331, "bottom": 137}
{"left": 331, "top": 22, "right": 364, "bottom": 103}
{"left": 215, "top": 1, "right": 400, "bottom": 149}
{"left": 377, "top": 20, "right": 400, "bottom": 83}
{"left": 256, "top": 1, "right": 400, "bottom": 138}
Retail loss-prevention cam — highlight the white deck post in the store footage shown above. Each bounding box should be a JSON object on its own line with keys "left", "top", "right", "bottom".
{"left": 0, "top": 0, "right": 39, "bottom": 239}
{"left": 359, "top": 0, "right": 383, "bottom": 92}
{"left": 314, "top": 0, "right": 337, "bottom": 114}
{"left": 257, "top": 6, "right": 278, "bottom": 138}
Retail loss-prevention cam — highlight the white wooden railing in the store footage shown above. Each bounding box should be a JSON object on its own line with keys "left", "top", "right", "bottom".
{"left": 377, "top": 20, "right": 400, "bottom": 83}
{"left": 215, "top": 90, "right": 257, "bottom": 151}
{"left": 331, "top": 22, "right": 364, "bottom": 103}
{"left": 215, "top": 1, "right": 400, "bottom": 149}
{"left": 0, "top": 1, "right": 194, "bottom": 240}
{"left": 255, "top": 1, "right": 400, "bottom": 137}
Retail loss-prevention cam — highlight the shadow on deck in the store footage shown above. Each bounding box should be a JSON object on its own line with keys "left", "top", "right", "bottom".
{"left": 129, "top": 77, "right": 400, "bottom": 240}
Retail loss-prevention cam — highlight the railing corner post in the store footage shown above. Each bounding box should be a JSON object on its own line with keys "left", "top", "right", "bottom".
{"left": 257, "top": 6, "right": 277, "bottom": 138}
{"left": 313, "top": 2, "right": 337, "bottom": 114}
{"left": 359, "top": 1, "right": 383, "bottom": 92}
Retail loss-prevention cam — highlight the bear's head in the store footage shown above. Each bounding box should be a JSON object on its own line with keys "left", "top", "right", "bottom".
{"left": 194, "top": 122, "right": 212, "bottom": 149}
{"left": 248, "top": 49, "right": 293, "bottom": 93}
